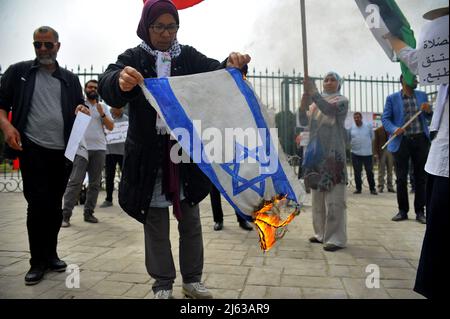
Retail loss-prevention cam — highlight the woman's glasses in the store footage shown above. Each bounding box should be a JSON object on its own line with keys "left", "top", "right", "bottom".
{"left": 149, "top": 24, "right": 179, "bottom": 35}
{"left": 33, "top": 41, "right": 58, "bottom": 50}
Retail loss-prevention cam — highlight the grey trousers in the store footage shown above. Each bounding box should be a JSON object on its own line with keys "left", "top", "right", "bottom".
{"left": 311, "top": 184, "right": 347, "bottom": 247}
{"left": 378, "top": 149, "right": 394, "bottom": 190}
{"left": 63, "top": 151, "right": 105, "bottom": 218}
{"left": 144, "top": 201, "right": 203, "bottom": 293}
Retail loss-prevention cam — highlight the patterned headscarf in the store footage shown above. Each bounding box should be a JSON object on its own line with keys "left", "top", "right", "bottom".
{"left": 137, "top": 0, "right": 179, "bottom": 47}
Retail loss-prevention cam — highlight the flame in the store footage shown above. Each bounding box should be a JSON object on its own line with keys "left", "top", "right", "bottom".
{"left": 253, "top": 195, "right": 300, "bottom": 251}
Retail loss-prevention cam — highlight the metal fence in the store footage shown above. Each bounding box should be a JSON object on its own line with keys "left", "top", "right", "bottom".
{"left": 0, "top": 66, "right": 439, "bottom": 192}
{"left": 247, "top": 68, "right": 438, "bottom": 114}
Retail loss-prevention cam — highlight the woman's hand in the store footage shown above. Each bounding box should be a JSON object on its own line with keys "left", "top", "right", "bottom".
{"left": 226, "top": 52, "right": 251, "bottom": 69}
{"left": 119, "top": 66, "right": 144, "bottom": 92}
{"left": 303, "top": 77, "right": 317, "bottom": 96}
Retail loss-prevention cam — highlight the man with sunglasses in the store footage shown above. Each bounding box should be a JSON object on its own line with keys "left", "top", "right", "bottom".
{"left": 0, "top": 26, "right": 85, "bottom": 285}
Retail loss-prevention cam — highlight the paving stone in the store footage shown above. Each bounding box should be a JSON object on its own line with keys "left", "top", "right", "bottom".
{"left": 247, "top": 267, "right": 282, "bottom": 286}
{"left": 90, "top": 280, "right": 133, "bottom": 296}
{"left": 302, "top": 287, "right": 348, "bottom": 299}
{"left": 123, "top": 283, "right": 150, "bottom": 298}
{"left": 386, "top": 288, "right": 424, "bottom": 299}
{"left": 381, "top": 279, "right": 414, "bottom": 289}
{"left": 342, "top": 278, "right": 390, "bottom": 299}
{"left": 205, "top": 273, "right": 247, "bottom": 290}
{"left": 281, "top": 275, "right": 343, "bottom": 289}
{"left": 106, "top": 273, "right": 149, "bottom": 284}
{"left": 0, "top": 256, "right": 22, "bottom": 267}
{"left": 0, "top": 190, "right": 428, "bottom": 299}
{"left": 240, "top": 285, "right": 267, "bottom": 299}
{"left": 266, "top": 286, "right": 302, "bottom": 299}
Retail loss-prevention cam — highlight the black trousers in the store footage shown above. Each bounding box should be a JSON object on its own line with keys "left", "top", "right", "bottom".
{"left": 297, "top": 146, "right": 304, "bottom": 179}
{"left": 19, "top": 137, "right": 72, "bottom": 267}
{"left": 104, "top": 154, "right": 123, "bottom": 202}
{"left": 414, "top": 174, "right": 449, "bottom": 299}
{"left": 392, "top": 134, "right": 429, "bottom": 215}
{"left": 210, "top": 185, "right": 245, "bottom": 223}
{"left": 351, "top": 153, "right": 376, "bottom": 191}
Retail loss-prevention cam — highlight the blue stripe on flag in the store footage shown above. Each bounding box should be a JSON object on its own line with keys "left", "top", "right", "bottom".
{"left": 144, "top": 77, "right": 252, "bottom": 221}
{"left": 227, "top": 68, "right": 298, "bottom": 202}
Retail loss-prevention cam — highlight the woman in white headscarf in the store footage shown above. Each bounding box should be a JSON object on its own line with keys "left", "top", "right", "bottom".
{"left": 298, "top": 72, "right": 349, "bottom": 251}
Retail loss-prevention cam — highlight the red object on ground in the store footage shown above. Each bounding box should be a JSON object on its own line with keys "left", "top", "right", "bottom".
{"left": 143, "top": 0, "right": 204, "bottom": 9}
{"left": 13, "top": 159, "right": 20, "bottom": 170}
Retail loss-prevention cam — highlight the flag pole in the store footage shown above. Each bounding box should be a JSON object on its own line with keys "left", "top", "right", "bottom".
{"left": 382, "top": 110, "right": 423, "bottom": 149}
{"left": 300, "top": 0, "right": 309, "bottom": 79}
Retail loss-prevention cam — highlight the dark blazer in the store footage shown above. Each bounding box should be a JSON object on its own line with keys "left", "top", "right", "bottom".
{"left": 0, "top": 59, "right": 84, "bottom": 158}
{"left": 98, "top": 45, "right": 227, "bottom": 223}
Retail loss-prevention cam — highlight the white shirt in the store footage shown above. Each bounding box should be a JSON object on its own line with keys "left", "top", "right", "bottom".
{"left": 76, "top": 101, "right": 111, "bottom": 159}
{"left": 425, "top": 97, "right": 449, "bottom": 178}
{"left": 398, "top": 46, "right": 449, "bottom": 178}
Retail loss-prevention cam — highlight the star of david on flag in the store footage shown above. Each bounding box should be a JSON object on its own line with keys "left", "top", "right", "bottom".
{"left": 140, "top": 68, "right": 305, "bottom": 250}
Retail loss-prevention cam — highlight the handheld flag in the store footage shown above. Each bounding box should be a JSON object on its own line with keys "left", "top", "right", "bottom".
{"left": 355, "top": 0, "right": 417, "bottom": 87}
{"left": 140, "top": 68, "right": 305, "bottom": 251}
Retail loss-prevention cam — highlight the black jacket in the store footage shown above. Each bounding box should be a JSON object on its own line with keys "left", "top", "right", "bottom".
{"left": 0, "top": 59, "right": 84, "bottom": 158}
{"left": 98, "top": 45, "right": 226, "bottom": 223}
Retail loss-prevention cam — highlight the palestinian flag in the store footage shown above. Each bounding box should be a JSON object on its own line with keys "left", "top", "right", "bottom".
{"left": 355, "top": 0, "right": 416, "bottom": 86}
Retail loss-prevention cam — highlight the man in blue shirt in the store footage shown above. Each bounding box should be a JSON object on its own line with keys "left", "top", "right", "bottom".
{"left": 349, "top": 112, "right": 377, "bottom": 195}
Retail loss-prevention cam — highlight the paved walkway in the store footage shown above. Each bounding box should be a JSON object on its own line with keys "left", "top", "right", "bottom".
{"left": 0, "top": 188, "right": 425, "bottom": 299}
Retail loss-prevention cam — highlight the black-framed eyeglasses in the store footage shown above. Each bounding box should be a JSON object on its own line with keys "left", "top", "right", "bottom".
{"left": 149, "top": 24, "right": 179, "bottom": 34}
{"left": 33, "top": 41, "right": 58, "bottom": 50}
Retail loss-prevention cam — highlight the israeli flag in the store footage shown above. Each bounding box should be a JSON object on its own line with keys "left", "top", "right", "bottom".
{"left": 140, "top": 68, "right": 304, "bottom": 221}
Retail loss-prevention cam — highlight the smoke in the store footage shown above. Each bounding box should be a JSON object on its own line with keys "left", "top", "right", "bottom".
{"left": 243, "top": 0, "right": 449, "bottom": 77}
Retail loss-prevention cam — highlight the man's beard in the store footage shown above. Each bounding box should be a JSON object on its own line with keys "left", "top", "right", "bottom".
{"left": 37, "top": 52, "right": 57, "bottom": 65}
{"left": 86, "top": 91, "right": 99, "bottom": 100}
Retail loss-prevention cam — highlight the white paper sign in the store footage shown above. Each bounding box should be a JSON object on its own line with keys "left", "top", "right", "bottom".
{"left": 105, "top": 121, "right": 128, "bottom": 144}
{"left": 418, "top": 15, "right": 449, "bottom": 85}
{"left": 65, "top": 112, "right": 91, "bottom": 162}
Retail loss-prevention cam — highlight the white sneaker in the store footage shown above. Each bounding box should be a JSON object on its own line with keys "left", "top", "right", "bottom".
{"left": 153, "top": 289, "right": 174, "bottom": 299}
{"left": 182, "top": 282, "right": 213, "bottom": 299}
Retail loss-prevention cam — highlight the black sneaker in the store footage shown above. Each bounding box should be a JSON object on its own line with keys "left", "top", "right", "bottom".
{"left": 48, "top": 258, "right": 67, "bottom": 272}
{"left": 309, "top": 236, "right": 322, "bottom": 244}
{"left": 25, "top": 266, "right": 46, "bottom": 285}
{"left": 353, "top": 190, "right": 362, "bottom": 194}
{"left": 370, "top": 190, "right": 378, "bottom": 195}
{"left": 323, "top": 244, "right": 344, "bottom": 252}
{"left": 392, "top": 212, "right": 408, "bottom": 221}
{"left": 84, "top": 214, "right": 99, "bottom": 223}
{"left": 238, "top": 220, "right": 253, "bottom": 231}
{"left": 99, "top": 200, "right": 113, "bottom": 208}
{"left": 416, "top": 214, "right": 426, "bottom": 224}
